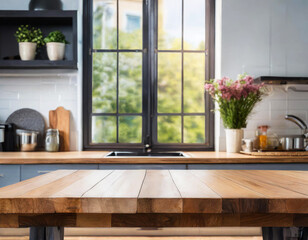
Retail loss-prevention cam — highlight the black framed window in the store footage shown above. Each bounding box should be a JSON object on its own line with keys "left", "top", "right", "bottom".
{"left": 83, "top": 0, "right": 215, "bottom": 151}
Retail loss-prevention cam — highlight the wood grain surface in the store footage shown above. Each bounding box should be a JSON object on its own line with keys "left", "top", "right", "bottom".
{"left": 240, "top": 151, "right": 308, "bottom": 156}
{"left": 0, "top": 151, "right": 308, "bottom": 164}
{"left": 49, "top": 106, "right": 70, "bottom": 151}
{"left": 0, "top": 170, "right": 308, "bottom": 227}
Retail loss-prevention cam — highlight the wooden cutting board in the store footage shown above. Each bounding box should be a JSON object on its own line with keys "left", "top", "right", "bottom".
{"left": 240, "top": 151, "right": 308, "bottom": 156}
{"left": 49, "top": 107, "right": 70, "bottom": 151}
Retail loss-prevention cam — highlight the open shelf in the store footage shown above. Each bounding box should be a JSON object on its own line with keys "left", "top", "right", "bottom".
{"left": 0, "top": 10, "right": 77, "bottom": 69}
{"left": 0, "top": 60, "right": 77, "bottom": 69}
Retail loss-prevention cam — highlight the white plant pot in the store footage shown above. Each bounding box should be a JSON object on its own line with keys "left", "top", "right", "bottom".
{"left": 19, "top": 42, "right": 37, "bottom": 61}
{"left": 46, "top": 42, "right": 65, "bottom": 61}
{"left": 225, "top": 129, "right": 244, "bottom": 153}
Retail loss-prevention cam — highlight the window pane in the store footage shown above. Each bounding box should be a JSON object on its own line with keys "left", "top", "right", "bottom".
{"left": 183, "top": 0, "right": 205, "bottom": 50}
{"left": 157, "top": 53, "right": 182, "bottom": 113}
{"left": 184, "top": 53, "right": 205, "bottom": 113}
{"left": 93, "top": 0, "right": 117, "bottom": 49}
{"left": 119, "top": 52, "right": 142, "bottom": 113}
{"left": 119, "top": 0, "right": 143, "bottom": 49}
{"left": 157, "top": 116, "right": 181, "bottom": 143}
{"left": 92, "top": 52, "right": 117, "bottom": 113}
{"left": 119, "top": 116, "right": 142, "bottom": 143}
{"left": 158, "top": 0, "right": 182, "bottom": 50}
{"left": 92, "top": 116, "right": 117, "bottom": 143}
{"left": 184, "top": 116, "right": 205, "bottom": 143}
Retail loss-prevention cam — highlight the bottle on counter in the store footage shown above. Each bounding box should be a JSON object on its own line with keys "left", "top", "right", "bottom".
{"left": 253, "top": 129, "right": 260, "bottom": 150}
{"left": 258, "top": 125, "right": 269, "bottom": 150}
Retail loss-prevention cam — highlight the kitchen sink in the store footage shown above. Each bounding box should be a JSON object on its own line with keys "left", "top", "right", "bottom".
{"left": 105, "top": 151, "right": 188, "bottom": 157}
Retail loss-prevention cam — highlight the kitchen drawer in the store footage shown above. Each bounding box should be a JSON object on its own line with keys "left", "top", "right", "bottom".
{"left": 187, "top": 163, "right": 308, "bottom": 170}
{"left": 99, "top": 164, "right": 187, "bottom": 170}
{"left": 0, "top": 165, "right": 20, "bottom": 188}
{"left": 21, "top": 164, "right": 99, "bottom": 180}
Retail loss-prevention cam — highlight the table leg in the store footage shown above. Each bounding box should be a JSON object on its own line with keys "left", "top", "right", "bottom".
{"left": 262, "top": 227, "right": 284, "bottom": 240}
{"left": 262, "top": 227, "right": 308, "bottom": 240}
{"left": 30, "top": 227, "right": 64, "bottom": 240}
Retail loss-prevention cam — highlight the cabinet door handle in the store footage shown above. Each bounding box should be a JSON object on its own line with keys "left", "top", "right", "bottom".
{"left": 37, "top": 170, "right": 52, "bottom": 174}
{"left": 0, "top": 174, "right": 4, "bottom": 177}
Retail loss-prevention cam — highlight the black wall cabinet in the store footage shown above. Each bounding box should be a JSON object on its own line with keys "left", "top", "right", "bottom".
{"left": 0, "top": 10, "right": 77, "bottom": 69}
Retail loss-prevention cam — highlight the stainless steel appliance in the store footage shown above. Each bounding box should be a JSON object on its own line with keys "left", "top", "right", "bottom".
{"left": 16, "top": 129, "right": 39, "bottom": 152}
{"left": 0, "top": 123, "right": 16, "bottom": 151}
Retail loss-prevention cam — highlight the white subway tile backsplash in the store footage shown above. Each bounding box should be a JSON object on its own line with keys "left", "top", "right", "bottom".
{"left": 287, "top": 89, "right": 308, "bottom": 100}
{"left": 273, "top": 128, "right": 303, "bottom": 136}
{"left": 17, "top": 86, "right": 41, "bottom": 101}
{"left": 0, "top": 78, "right": 40, "bottom": 86}
{"left": 248, "top": 110, "right": 270, "bottom": 121}
{"left": 0, "top": 109, "right": 10, "bottom": 122}
{"left": 0, "top": 90, "right": 18, "bottom": 100}
{"left": 0, "top": 75, "right": 79, "bottom": 150}
{"left": 9, "top": 99, "right": 40, "bottom": 111}
{"left": 266, "top": 86, "right": 287, "bottom": 100}
{"left": 287, "top": 100, "right": 308, "bottom": 111}
{"left": 254, "top": 99, "right": 271, "bottom": 111}
{"left": 270, "top": 110, "right": 287, "bottom": 121}
{"left": 245, "top": 85, "right": 308, "bottom": 134}
{"left": 0, "top": 99, "right": 10, "bottom": 109}
{"left": 270, "top": 100, "right": 288, "bottom": 110}
{"left": 55, "top": 85, "right": 77, "bottom": 101}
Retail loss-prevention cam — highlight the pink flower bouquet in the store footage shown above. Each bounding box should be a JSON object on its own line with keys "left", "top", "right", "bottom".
{"left": 205, "top": 75, "right": 266, "bottom": 129}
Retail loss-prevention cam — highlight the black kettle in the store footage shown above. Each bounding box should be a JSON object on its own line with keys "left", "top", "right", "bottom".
{"left": 29, "top": 0, "right": 63, "bottom": 10}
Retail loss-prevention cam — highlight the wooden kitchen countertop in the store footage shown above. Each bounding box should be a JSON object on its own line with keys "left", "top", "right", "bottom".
{"left": 1, "top": 169, "right": 308, "bottom": 227}
{"left": 0, "top": 151, "right": 308, "bottom": 164}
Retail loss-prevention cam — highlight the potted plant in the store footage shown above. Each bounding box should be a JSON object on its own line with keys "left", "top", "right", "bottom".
{"left": 15, "top": 25, "right": 44, "bottom": 61}
{"left": 205, "top": 74, "right": 266, "bottom": 153}
{"left": 44, "top": 31, "right": 69, "bottom": 61}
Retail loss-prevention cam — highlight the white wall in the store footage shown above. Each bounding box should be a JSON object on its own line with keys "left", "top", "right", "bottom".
{"left": 0, "top": 0, "right": 83, "bottom": 150}
{"left": 1, "top": 0, "right": 308, "bottom": 151}
{"left": 216, "top": 0, "right": 308, "bottom": 151}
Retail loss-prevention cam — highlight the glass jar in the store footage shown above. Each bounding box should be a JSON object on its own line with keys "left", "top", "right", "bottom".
{"left": 45, "top": 129, "right": 59, "bottom": 152}
{"left": 258, "top": 125, "right": 269, "bottom": 150}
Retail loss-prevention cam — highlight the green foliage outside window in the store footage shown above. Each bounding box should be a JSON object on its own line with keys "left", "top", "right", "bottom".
{"left": 91, "top": 2, "right": 206, "bottom": 144}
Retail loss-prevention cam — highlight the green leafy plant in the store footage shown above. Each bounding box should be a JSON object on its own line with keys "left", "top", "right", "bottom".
{"left": 44, "top": 31, "right": 69, "bottom": 44}
{"left": 15, "top": 25, "right": 44, "bottom": 47}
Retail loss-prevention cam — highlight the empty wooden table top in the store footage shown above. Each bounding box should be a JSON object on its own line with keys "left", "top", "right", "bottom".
{"left": 1, "top": 170, "right": 308, "bottom": 228}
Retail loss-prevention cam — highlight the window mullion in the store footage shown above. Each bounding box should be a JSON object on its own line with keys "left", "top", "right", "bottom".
{"left": 181, "top": 0, "right": 184, "bottom": 144}
{"left": 148, "top": 0, "right": 157, "bottom": 147}
{"left": 116, "top": 0, "right": 119, "bottom": 143}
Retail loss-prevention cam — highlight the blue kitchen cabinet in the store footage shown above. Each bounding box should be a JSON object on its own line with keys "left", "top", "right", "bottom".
{"left": 0, "top": 165, "right": 20, "bottom": 188}
{"left": 21, "top": 164, "right": 99, "bottom": 180}
{"left": 99, "top": 164, "right": 187, "bottom": 170}
{"left": 187, "top": 163, "right": 308, "bottom": 170}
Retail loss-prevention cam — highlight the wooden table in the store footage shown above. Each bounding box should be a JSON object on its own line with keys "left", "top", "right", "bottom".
{"left": 0, "top": 170, "right": 308, "bottom": 240}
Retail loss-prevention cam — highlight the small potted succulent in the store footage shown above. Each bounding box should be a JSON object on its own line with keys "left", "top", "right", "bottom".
{"left": 15, "top": 25, "right": 44, "bottom": 61}
{"left": 44, "top": 31, "right": 69, "bottom": 61}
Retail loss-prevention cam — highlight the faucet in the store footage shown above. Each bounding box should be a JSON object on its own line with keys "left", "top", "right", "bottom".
{"left": 143, "top": 135, "right": 152, "bottom": 153}
{"left": 285, "top": 115, "right": 308, "bottom": 151}
{"left": 285, "top": 115, "right": 308, "bottom": 137}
